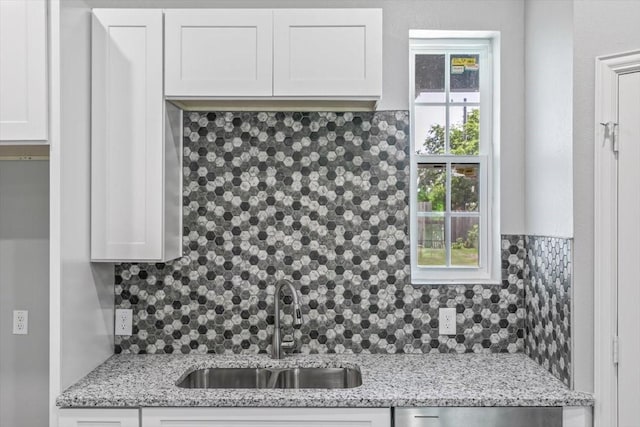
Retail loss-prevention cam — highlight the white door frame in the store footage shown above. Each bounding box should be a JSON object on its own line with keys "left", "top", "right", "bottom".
{"left": 594, "top": 49, "right": 640, "bottom": 427}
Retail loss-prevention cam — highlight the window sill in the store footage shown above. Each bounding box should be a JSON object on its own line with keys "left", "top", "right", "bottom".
{"left": 410, "top": 278, "right": 502, "bottom": 286}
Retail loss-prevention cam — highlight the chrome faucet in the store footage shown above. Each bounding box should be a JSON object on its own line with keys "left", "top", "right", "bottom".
{"left": 271, "top": 279, "right": 303, "bottom": 359}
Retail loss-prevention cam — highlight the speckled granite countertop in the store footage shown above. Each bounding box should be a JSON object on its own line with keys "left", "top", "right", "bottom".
{"left": 56, "top": 353, "right": 593, "bottom": 408}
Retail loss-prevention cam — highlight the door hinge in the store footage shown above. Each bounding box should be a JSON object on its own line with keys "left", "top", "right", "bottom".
{"left": 600, "top": 121, "right": 619, "bottom": 153}
{"left": 613, "top": 335, "right": 619, "bottom": 365}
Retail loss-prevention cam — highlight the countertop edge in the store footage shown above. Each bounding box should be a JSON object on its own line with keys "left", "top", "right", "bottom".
{"left": 56, "top": 397, "right": 595, "bottom": 408}
{"left": 55, "top": 354, "right": 595, "bottom": 409}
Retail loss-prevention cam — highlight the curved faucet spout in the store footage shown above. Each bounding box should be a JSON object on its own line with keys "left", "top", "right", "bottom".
{"left": 272, "top": 279, "right": 303, "bottom": 359}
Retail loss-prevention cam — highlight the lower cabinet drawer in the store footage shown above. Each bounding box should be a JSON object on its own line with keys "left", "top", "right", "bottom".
{"left": 59, "top": 409, "right": 140, "bottom": 427}
{"left": 142, "top": 408, "right": 391, "bottom": 427}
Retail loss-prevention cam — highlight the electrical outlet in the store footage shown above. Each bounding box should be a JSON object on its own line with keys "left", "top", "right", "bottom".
{"left": 13, "top": 310, "right": 28, "bottom": 335}
{"left": 439, "top": 307, "right": 457, "bottom": 335}
{"left": 115, "top": 309, "right": 133, "bottom": 336}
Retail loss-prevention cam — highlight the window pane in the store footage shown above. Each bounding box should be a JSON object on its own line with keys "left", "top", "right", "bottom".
{"left": 416, "top": 216, "right": 446, "bottom": 266}
{"left": 417, "top": 163, "right": 446, "bottom": 212}
{"left": 449, "top": 106, "right": 479, "bottom": 155}
{"left": 451, "top": 216, "right": 479, "bottom": 266}
{"left": 414, "top": 106, "right": 446, "bottom": 155}
{"left": 451, "top": 163, "right": 479, "bottom": 212}
{"left": 450, "top": 54, "right": 480, "bottom": 103}
{"left": 415, "top": 54, "right": 445, "bottom": 102}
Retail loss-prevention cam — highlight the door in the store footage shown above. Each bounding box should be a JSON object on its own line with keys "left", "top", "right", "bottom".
{"left": 0, "top": 0, "right": 47, "bottom": 141}
{"left": 273, "top": 9, "right": 382, "bottom": 97}
{"left": 617, "top": 70, "right": 640, "bottom": 427}
{"left": 164, "top": 10, "right": 273, "bottom": 97}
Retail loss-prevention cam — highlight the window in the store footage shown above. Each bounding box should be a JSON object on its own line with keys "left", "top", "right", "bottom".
{"left": 409, "top": 35, "right": 499, "bottom": 284}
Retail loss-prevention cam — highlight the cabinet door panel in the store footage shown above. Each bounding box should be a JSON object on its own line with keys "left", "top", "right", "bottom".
{"left": 273, "top": 9, "right": 382, "bottom": 98}
{"left": 91, "top": 9, "right": 164, "bottom": 261}
{"left": 143, "top": 408, "right": 390, "bottom": 427}
{"left": 165, "top": 10, "right": 273, "bottom": 97}
{"left": 59, "top": 409, "right": 140, "bottom": 427}
{"left": 0, "top": 0, "right": 47, "bottom": 141}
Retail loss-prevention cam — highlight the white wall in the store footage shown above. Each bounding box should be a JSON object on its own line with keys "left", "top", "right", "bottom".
{"left": 0, "top": 161, "right": 49, "bottom": 427}
{"left": 88, "top": 0, "right": 527, "bottom": 234}
{"left": 49, "top": 0, "right": 114, "bottom": 399}
{"left": 571, "top": 0, "right": 640, "bottom": 393}
{"left": 524, "top": 0, "right": 573, "bottom": 238}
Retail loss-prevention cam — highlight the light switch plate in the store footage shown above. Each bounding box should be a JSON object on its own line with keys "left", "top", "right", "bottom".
{"left": 439, "top": 307, "right": 457, "bottom": 335}
{"left": 13, "top": 310, "right": 28, "bottom": 335}
{"left": 115, "top": 309, "right": 133, "bottom": 336}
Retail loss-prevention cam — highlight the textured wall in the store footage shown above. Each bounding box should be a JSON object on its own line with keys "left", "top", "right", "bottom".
{"left": 115, "top": 111, "right": 526, "bottom": 355}
{"left": 525, "top": 236, "right": 572, "bottom": 386}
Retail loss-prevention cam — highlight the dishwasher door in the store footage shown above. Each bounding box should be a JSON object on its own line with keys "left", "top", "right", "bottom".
{"left": 394, "top": 407, "right": 563, "bottom": 427}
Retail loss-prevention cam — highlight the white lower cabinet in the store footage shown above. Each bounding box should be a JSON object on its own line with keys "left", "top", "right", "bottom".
{"left": 59, "top": 409, "right": 140, "bottom": 427}
{"left": 563, "top": 407, "right": 593, "bottom": 427}
{"left": 58, "top": 407, "right": 588, "bottom": 426}
{"left": 142, "top": 408, "right": 391, "bottom": 427}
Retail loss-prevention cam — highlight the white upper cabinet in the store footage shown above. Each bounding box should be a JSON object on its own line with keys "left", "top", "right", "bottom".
{"left": 164, "top": 10, "right": 273, "bottom": 97}
{"left": 0, "top": 0, "right": 48, "bottom": 142}
{"left": 91, "top": 9, "right": 182, "bottom": 262}
{"left": 164, "top": 8, "right": 382, "bottom": 101}
{"left": 273, "top": 9, "right": 382, "bottom": 98}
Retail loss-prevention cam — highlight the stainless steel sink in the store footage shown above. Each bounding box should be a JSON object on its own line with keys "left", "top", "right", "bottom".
{"left": 176, "top": 367, "right": 362, "bottom": 389}
{"left": 176, "top": 368, "right": 273, "bottom": 389}
{"left": 268, "top": 367, "right": 362, "bottom": 389}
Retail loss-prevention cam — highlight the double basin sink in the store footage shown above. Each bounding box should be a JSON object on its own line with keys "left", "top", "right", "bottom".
{"left": 177, "top": 367, "right": 362, "bottom": 390}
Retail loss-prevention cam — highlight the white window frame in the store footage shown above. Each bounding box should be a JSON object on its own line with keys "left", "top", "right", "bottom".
{"left": 409, "top": 33, "right": 499, "bottom": 285}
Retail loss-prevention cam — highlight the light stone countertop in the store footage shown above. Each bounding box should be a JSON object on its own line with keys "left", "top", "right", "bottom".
{"left": 56, "top": 353, "right": 593, "bottom": 408}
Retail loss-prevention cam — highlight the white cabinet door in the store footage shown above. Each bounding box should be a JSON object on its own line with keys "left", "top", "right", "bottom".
{"left": 59, "top": 409, "right": 140, "bottom": 427}
{"left": 143, "top": 407, "right": 391, "bottom": 427}
{"left": 165, "top": 10, "right": 273, "bottom": 97}
{"left": 0, "top": 0, "right": 47, "bottom": 142}
{"left": 91, "top": 9, "right": 182, "bottom": 262}
{"left": 273, "top": 9, "right": 382, "bottom": 98}
{"left": 563, "top": 407, "right": 592, "bottom": 427}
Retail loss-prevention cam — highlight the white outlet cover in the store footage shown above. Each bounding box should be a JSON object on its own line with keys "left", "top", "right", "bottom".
{"left": 439, "top": 307, "right": 457, "bottom": 335}
{"left": 115, "top": 309, "right": 133, "bottom": 336}
{"left": 13, "top": 310, "right": 28, "bottom": 335}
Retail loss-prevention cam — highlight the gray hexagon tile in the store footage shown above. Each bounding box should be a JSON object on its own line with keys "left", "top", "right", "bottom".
{"left": 524, "top": 235, "right": 572, "bottom": 386}
{"left": 114, "top": 111, "right": 525, "bottom": 356}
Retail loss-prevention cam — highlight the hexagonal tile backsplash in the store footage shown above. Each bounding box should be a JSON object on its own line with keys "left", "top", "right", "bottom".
{"left": 115, "top": 111, "right": 528, "bottom": 356}
{"left": 525, "top": 236, "right": 572, "bottom": 386}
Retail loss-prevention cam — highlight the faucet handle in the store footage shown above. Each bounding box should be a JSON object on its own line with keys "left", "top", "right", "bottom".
{"left": 293, "top": 308, "right": 303, "bottom": 329}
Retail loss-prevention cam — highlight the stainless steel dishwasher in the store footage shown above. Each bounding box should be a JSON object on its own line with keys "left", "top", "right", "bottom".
{"left": 395, "top": 407, "right": 563, "bottom": 427}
